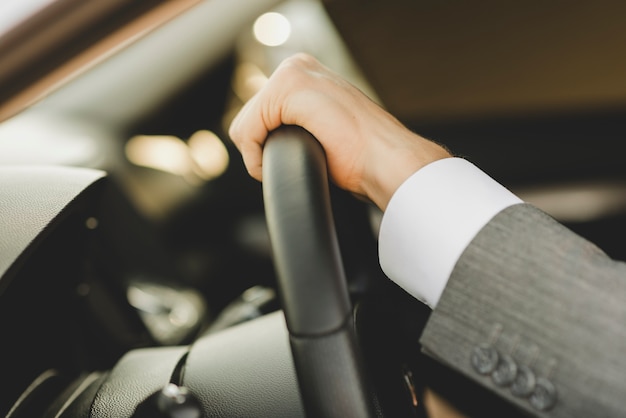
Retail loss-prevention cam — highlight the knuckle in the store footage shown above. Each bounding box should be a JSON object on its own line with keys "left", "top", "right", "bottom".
{"left": 287, "top": 52, "right": 316, "bottom": 66}
{"left": 293, "top": 52, "right": 317, "bottom": 65}
{"left": 273, "top": 54, "right": 318, "bottom": 88}
{"left": 277, "top": 53, "right": 318, "bottom": 76}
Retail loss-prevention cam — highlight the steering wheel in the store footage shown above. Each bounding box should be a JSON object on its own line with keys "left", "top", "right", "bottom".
{"left": 262, "top": 125, "right": 378, "bottom": 418}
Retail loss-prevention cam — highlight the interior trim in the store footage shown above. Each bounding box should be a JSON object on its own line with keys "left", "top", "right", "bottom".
{"left": 0, "top": 0, "right": 202, "bottom": 123}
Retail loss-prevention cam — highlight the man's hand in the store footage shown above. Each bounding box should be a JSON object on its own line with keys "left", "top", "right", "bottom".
{"left": 228, "top": 53, "right": 451, "bottom": 210}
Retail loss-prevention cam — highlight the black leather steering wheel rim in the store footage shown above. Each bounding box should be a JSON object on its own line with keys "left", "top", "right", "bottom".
{"left": 262, "top": 125, "right": 377, "bottom": 418}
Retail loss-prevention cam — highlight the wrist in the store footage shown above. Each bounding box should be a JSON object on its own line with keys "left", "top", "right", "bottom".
{"left": 367, "top": 136, "right": 452, "bottom": 211}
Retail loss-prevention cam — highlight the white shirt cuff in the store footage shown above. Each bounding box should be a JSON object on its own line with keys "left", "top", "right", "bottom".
{"left": 378, "top": 157, "right": 522, "bottom": 308}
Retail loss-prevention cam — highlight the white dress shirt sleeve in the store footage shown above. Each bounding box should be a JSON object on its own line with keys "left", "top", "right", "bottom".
{"left": 378, "top": 157, "right": 523, "bottom": 308}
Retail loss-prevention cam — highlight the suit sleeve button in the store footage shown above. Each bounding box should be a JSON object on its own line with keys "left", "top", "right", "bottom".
{"left": 491, "top": 354, "right": 518, "bottom": 386}
{"left": 510, "top": 365, "right": 536, "bottom": 397}
{"left": 471, "top": 345, "right": 499, "bottom": 375}
{"left": 529, "top": 377, "right": 557, "bottom": 411}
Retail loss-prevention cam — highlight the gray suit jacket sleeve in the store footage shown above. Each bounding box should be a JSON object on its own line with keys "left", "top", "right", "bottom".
{"left": 419, "top": 203, "right": 626, "bottom": 417}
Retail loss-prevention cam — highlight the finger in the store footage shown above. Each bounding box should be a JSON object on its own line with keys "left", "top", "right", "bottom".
{"left": 240, "top": 139, "right": 264, "bottom": 181}
{"left": 229, "top": 85, "right": 281, "bottom": 180}
{"left": 228, "top": 91, "right": 258, "bottom": 150}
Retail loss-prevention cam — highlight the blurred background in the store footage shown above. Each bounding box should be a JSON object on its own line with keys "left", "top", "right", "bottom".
{"left": 2, "top": 0, "right": 626, "bottom": 352}
{"left": 2, "top": 1, "right": 626, "bottom": 416}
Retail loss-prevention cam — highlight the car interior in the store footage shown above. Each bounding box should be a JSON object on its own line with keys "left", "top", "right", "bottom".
{"left": 1, "top": 0, "right": 626, "bottom": 417}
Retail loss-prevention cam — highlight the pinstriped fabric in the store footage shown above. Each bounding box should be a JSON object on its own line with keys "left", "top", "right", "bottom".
{"left": 420, "top": 204, "right": 626, "bottom": 417}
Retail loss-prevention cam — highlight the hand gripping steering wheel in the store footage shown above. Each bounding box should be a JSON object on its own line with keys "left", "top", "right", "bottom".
{"left": 262, "top": 125, "right": 378, "bottom": 418}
